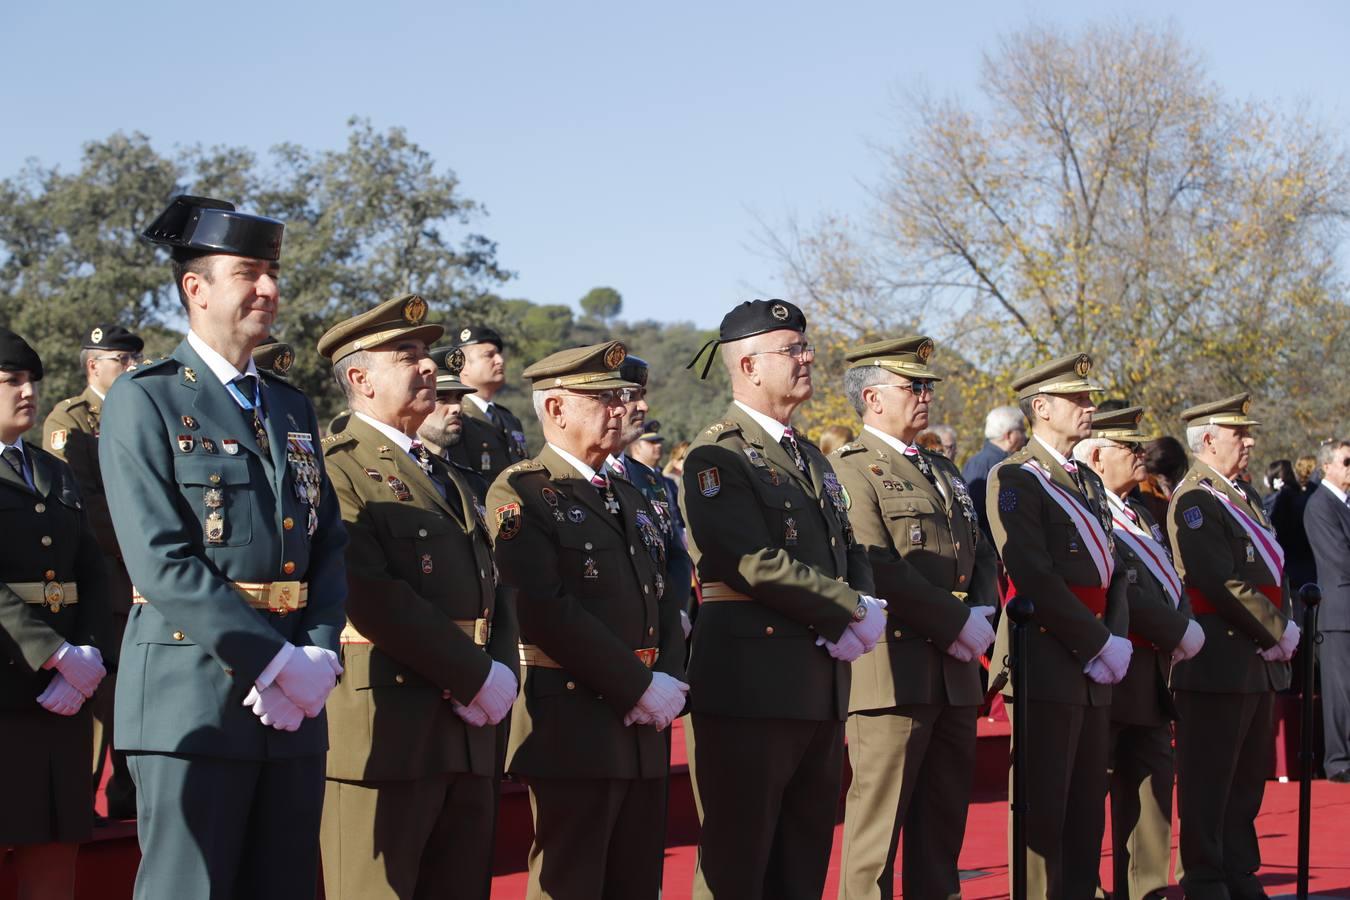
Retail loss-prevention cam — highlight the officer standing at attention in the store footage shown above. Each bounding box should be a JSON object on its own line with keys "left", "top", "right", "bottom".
{"left": 422, "top": 346, "right": 490, "bottom": 502}
{"left": 0, "top": 328, "right": 110, "bottom": 900}
{"left": 316, "top": 296, "right": 518, "bottom": 900}
{"left": 43, "top": 322, "right": 143, "bottom": 821}
{"left": 1073, "top": 407, "right": 1205, "bottom": 899}
{"left": 680, "top": 300, "right": 883, "bottom": 900}
{"left": 487, "top": 341, "right": 687, "bottom": 900}
{"left": 987, "top": 354, "right": 1133, "bottom": 900}
{"left": 830, "top": 336, "right": 997, "bottom": 900}
{"left": 100, "top": 195, "right": 349, "bottom": 900}
{"left": 449, "top": 325, "right": 529, "bottom": 482}
{"left": 1168, "top": 394, "right": 1298, "bottom": 900}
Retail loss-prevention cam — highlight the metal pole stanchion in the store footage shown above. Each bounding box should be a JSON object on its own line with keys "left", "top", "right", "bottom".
{"left": 1297, "top": 582, "right": 1322, "bottom": 900}
{"left": 1006, "top": 594, "right": 1035, "bottom": 900}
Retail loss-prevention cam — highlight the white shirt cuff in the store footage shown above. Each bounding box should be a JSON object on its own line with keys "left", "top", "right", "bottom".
{"left": 255, "top": 642, "right": 296, "bottom": 689}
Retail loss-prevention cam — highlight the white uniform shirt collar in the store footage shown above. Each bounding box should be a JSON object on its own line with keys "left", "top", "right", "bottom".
{"left": 90, "top": 387, "right": 106, "bottom": 401}
{"left": 0, "top": 437, "right": 27, "bottom": 457}
{"left": 863, "top": 424, "right": 918, "bottom": 456}
{"left": 466, "top": 393, "right": 492, "bottom": 414}
{"left": 1033, "top": 434, "right": 1074, "bottom": 469}
{"left": 549, "top": 443, "right": 600, "bottom": 482}
{"left": 187, "top": 330, "right": 259, "bottom": 385}
{"left": 353, "top": 411, "right": 415, "bottom": 454}
{"left": 734, "top": 400, "right": 790, "bottom": 443}
{"left": 1322, "top": 479, "right": 1349, "bottom": 504}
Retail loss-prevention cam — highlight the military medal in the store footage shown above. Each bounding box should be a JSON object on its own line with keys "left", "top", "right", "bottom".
{"left": 1246, "top": 542, "right": 1255, "bottom": 564}
{"left": 511, "top": 430, "right": 528, "bottom": 458}
{"left": 909, "top": 523, "right": 924, "bottom": 546}
{"left": 177, "top": 434, "right": 194, "bottom": 452}
{"left": 201, "top": 438, "right": 217, "bottom": 454}
{"left": 364, "top": 467, "right": 381, "bottom": 480}
{"left": 1069, "top": 538, "right": 1080, "bottom": 554}
{"left": 204, "top": 486, "right": 226, "bottom": 544}
{"left": 182, "top": 415, "right": 198, "bottom": 430}
{"left": 784, "top": 516, "right": 799, "bottom": 546}
{"left": 869, "top": 464, "right": 884, "bottom": 476}
{"left": 1127, "top": 567, "right": 1139, "bottom": 584}
{"left": 542, "top": 487, "right": 565, "bottom": 522}
{"left": 603, "top": 487, "right": 620, "bottom": 516}
{"left": 421, "top": 553, "right": 434, "bottom": 575}
{"left": 387, "top": 476, "right": 412, "bottom": 501}
{"left": 222, "top": 439, "right": 240, "bottom": 455}
{"left": 481, "top": 445, "right": 492, "bottom": 471}
{"left": 583, "top": 557, "right": 599, "bottom": 579}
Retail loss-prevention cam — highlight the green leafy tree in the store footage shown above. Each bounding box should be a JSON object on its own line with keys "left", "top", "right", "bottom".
{"left": 579, "top": 286, "right": 623, "bottom": 325}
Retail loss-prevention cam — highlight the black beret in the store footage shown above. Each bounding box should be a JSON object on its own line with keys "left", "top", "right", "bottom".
{"left": 0, "top": 327, "right": 43, "bottom": 380}
{"left": 83, "top": 323, "right": 144, "bottom": 353}
{"left": 687, "top": 299, "right": 806, "bottom": 379}
{"left": 619, "top": 354, "right": 649, "bottom": 387}
{"left": 142, "top": 195, "right": 284, "bottom": 262}
{"left": 637, "top": 420, "right": 664, "bottom": 442}
{"left": 452, "top": 325, "right": 503, "bottom": 349}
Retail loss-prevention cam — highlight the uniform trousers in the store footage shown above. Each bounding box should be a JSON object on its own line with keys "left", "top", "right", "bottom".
{"left": 690, "top": 713, "right": 844, "bottom": 900}
{"left": 127, "top": 751, "right": 324, "bottom": 900}
{"left": 524, "top": 775, "right": 666, "bottom": 900}
{"left": 1107, "top": 720, "right": 1174, "bottom": 899}
{"left": 1008, "top": 700, "right": 1111, "bottom": 900}
{"left": 1174, "top": 690, "right": 1274, "bottom": 900}
{"left": 839, "top": 703, "right": 977, "bottom": 900}
{"left": 1320, "top": 632, "right": 1350, "bottom": 779}
{"left": 91, "top": 611, "right": 135, "bottom": 818}
{"left": 321, "top": 773, "right": 496, "bottom": 900}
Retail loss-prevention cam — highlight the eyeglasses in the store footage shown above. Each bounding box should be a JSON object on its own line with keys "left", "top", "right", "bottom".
{"left": 1112, "top": 441, "right": 1144, "bottom": 455}
{"left": 874, "top": 379, "right": 937, "bottom": 396}
{"left": 565, "top": 388, "right": 639, "bottom": 406}
{"left": 93, "top": 353, "right": 142, "bottom": 365}
{"left": 750, "top": 343, "right": 815, "bottom": 361}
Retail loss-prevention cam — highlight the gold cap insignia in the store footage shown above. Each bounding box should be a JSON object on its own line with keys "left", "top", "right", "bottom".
{"left": 447, "top": 347, "right": 466, "bottom": 373}
{"left": 1074, "top": 354, "right": 1092, "bottom": 377}
{"left": 276, "top": 350, "right": 294, "bottom": 374}
{"left": 90, "top": 327, "right": 104, "bottom": 344}
{"left": 916, "top": 339, "right": 934, "bottom": 362}
{"left": 604, "top": 343, "right": 627, "bottom": 370}
{"left": 403, "top": 296, "right": 427, "bottom": 324}
{"left": 1241, "top": 397, "right": 1251, "bottom": 415}
{"left": 460, "top": 328, "right": 472, "bottom": 341}
{"left": 770, "top": 303, "right": 790, "bottom": 321}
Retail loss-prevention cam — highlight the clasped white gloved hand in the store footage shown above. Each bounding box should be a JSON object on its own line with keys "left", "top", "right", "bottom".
{"left": 43, "top": 642, "right": 106, "bottom": 698}
{"left": 1171, "top": 619, "right": 1207, "bottom": 665}
{"left": 36, "top": 672, "right": 86, "bottom": 716}
{"left": 1259, "top": 619, "right": 1301, "bottom": 662}
{"left": 1086, "top": 635, "right": 1133, "bottom": 684}
{"left": 242, "top": 685, "right": 303, "bottom": 732}
{"left": 947, "top": 605, "right": 996, "bottom": 662}
{"left": 849, "top": 595, "right": 889, "bottom": 652}
{"left": 817, "top": 626, "right": 867, "bottom": 663}
{"left": 452, "top": 700, "right": 489, "bottom": 727}
{"left": 274, "top": 646, "right": 343, "bottom": 717}
{"left": 623, "top": 672, "right": 689, "bottom": 730}
{"left": 463, "top": 661, "right": 518, "bottom": 726}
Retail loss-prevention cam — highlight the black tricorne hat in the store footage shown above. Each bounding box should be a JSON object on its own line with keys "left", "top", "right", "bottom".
{"left": 686, "top": 298, "right": 806, "bottom": 380}
{"left": 142, "top": 195, "right": 284, "bottom": 262}
{"left": 0, "top": 327, "right": 43, "bottom": 380}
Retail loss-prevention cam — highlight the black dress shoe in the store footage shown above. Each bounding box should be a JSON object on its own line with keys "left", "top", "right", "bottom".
{"left": 1330, "top": 768, "right": 1350, "bottom": 783}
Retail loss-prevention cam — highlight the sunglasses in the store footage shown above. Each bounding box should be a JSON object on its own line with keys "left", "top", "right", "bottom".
{"left": 875, "top": 379, "right": 937, "bottom": 396}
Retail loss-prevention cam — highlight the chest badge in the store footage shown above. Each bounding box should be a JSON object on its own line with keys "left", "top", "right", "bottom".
{"left": 177, "top": 434, "right": 194, "bottom": 453}
{"left": 181, "top": 415, "right": 198, "bottom": 430}
{"left": 387, "top": 476, "right": 413, "bottom": 501}
{"left": 909, "top": 523, "right": 924, "bottom": 546}
{"left": 784, "top": 516, "right": 799, "bottom": 546}
{"left": 567, "top": 506, "right": 587, "bottom": 524}
{"left": 421, "top": 553, "right": 434, "bottom": 575}
{"left": 869, "top": 464, "right": 884, "bottom": 476}
{"left": 222, "top": 440, "right": 240, "bottom": 456}
{"left": 583, "top": 556, "right": 600, "bottom": 579}
{"left": 1245, "top": 542, "right": 1255, "bottom": 564}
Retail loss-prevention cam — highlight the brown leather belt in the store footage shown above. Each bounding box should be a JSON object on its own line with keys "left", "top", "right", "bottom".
{"left": 699, "top": 581, "right": 753, "bottom": 602}
{"left": 133, "top": 581, "right": 308, "bottom": 615}
{"left": 9, "top": 581, "right": 79, "bottom": 612}
{"left": 341, "top": 618, "right": 491, "bottom": 647}
{"left": 518, "top": 643, "right": 658, "bottom": 669}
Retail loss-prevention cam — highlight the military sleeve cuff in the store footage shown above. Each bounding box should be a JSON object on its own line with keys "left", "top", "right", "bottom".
{"left": 255, "top": 642, "right": 296, "bottom": 688}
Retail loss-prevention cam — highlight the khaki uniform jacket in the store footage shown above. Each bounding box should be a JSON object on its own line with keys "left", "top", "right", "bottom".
{"left": 1167, "top": 461, "right": 1292, "bottom": 694}
{"left": 988, "top": 440, "right": 1127, "bottom": 706}
{"left": 487, "top": 445, "right": 686, "bottom": 780}
{"left": 832, "top": 433, "right": 996, "bottom": 711}
{"left": 1111, "top": 497, "right": 1191, "bottom": 727}
{"left": 44, "top": 387, "right": 133, "bottom": 619}
{"left": 679, "top": 403, "right": 875, "bottom": 722}
{"left": 450, "top": 400, "right": 528, "bottom": 484}
{"left": 322, "top": 416, "right": 519, "bottom": 781}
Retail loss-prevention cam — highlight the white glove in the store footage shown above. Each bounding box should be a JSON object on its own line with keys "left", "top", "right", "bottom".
{"left": 36, "top": 672, "right": 86, "bottom": 716}
{"left": 452, "top": 700, "right": 489, "bottom": 727}
{"left": 623, "top": 672, "right": 689, "bottom": 731}
{"left": 680, "top": 609, "right": 693, "bottom": 639}
{"left": 848, "top": 595, "right": 889, "bottom": 651}
{"left": 1171, "top": 619, "right": 1206, "bottom": 664}
{"left": 242, "top": 685, "right": 303, "bottom": 732}
{"left": 1088, "top": 635, "right": 1133, "bottom": 683}
{"left": 944, "top": 640, "right": 975, "bottom": 663}
{"left": 817, "top": 626, "right": 867, "bottom": 663}
{"left": 273, "top": 646, "right": 342, "bottom": 717}
{"left": 949, "top": 605, "right": 996, "bottom": 660}
{"left": 1259, "top": 619, "right": 1300, "bottom": 662}
{"left": 1084, "top": 657, "right": 1117, "bottom": 685}
{"left": 43, "top": 642, "right": 106, "bottom": 698}
{"left": 465, "top": 661, "right": 518, "bottom": 726}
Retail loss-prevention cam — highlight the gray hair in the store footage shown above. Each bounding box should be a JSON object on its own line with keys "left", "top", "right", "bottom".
{"left": 1185, "top": 423, "right": 1220, "bottom": 454}
{"left": 985, "top": 405, "right": 1027, "bottom": 440}
{"left": 931, "top": 423, "right": 956, "bottom": 444}
{"left": 1072, "top": 437, "right": 1113, "bottom": 464}
{"left": 332, "top": 350, "right": 375, "bottom": 403}
{"left": 1318, "top": 439, "right": 1350, "bottom": 467}
{"left": 532, "top": 387, "right": 562, "bottom": 422}
{"left": 79, "top": 348, "right": 96, "bottom": 371}
{"left": 843, "top": 365, "right": 891, "bottom": 415}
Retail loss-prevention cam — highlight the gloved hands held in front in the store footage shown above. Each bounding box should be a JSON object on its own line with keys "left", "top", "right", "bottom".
{"left": 848, "top": 595, "right": 888, "bottom": 652}
{"left": 274, "top": 645, "right": 342, "bottom": 717}
{"left": 43, "top": 642, "right": 106, "bottom": 698}
{"left": 948, "top": 605, "right": 996, "bottom": 660}
{"left": 242, "top": 685, "right": 303, "bottom": 732}
{"left": 817, "top": 626, "right": 867, "bottom": 663}
{"left": 1171, "top": 619, "right": 1206, "bottom": 665}
{"left": 464, "top": 661, "right": 518, "bottom": 726}
{"left": 36, "top": 672, "right": 86, "bottom": 716}
{"left": 623, "top": 672, "right": 689, "bottom": 731}
{"left": 1084, "top": 657, "right": 1117, "bottom": 684}
{"left": 1088, "top": 635, "right": 1132, "bottom": 683}
{"left": 452, "top": 700, "right": 489, "bottom": 728}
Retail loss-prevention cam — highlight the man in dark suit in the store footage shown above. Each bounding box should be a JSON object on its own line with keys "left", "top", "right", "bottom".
{"left": 962, "top": 405, "right": 1028, "bottom": 539}
{"left": 1304, "top": 438, "right": 1350, "bottom": 783}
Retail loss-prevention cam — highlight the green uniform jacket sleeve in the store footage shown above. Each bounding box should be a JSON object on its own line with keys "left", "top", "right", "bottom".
{"left": 44, "top": 402, "right": 118, "bottom": 560}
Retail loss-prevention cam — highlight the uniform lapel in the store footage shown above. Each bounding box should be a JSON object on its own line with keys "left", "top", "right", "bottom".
{"left": 352, "top": 416, "right": 459, "bottom": 521}
{"left": 889, "top": 439, "right": 948, "bottom": 509}
{"left": 727, "top": 405, "right": 814, "bottom": 494}
{"left": 176, "top": 341, "right": 270, "bottom": 466}
{"left": 29, "top": 447, "right": 53, "bottom": 498}
{"left": 0, "top": 450, "right": 32, "bottom": 495}
{"left": 81, "top": 386, "right": 103, "bottom": 428}
{"left": 1029, "top": 437, "right": 1085, "bottom": 501}
{"left": 540, "top": 445, "right": 624, "bottom": 535}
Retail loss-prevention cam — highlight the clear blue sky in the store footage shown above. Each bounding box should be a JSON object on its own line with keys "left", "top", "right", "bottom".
{"left": 3, "top": 1, "right": 1346, "bottom": 328}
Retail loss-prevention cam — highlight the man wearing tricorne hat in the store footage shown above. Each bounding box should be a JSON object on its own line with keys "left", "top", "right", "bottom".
{"left": 1073, "top": 406, "right": 1205, "bottom": 898}
{"left": 43, "top": 322, "right": 144, "bottom": 821}
{"left": 1168, "top": 393, "right": 1298, "bottom": 900}
{"left": 680, "top": 300, "right": 883, "bottom": 900}
{"left": 448, "top": 325, "right": 530, "bottom": 483}
{"left": 830, "top": 336, "right": 998, "bottom": 900}
{"left": 986, "top": 353, "right": 1133, "bottom": 900}
{"left": 486, "top": 341, "right": 687, "bottom": 899}
{"left": 99, "top": 195, "right": 349, "bottom": 899}
{"left": 0, "top": 327, "right": 111, "bottom": 900}
{"left": 252, "top": 337, "right": 296, "bottom": 380}
{"left": 420, "top": 345, "right": 489, "bottom": 502}
{"left": 316, "top": 296, "right": 519, "bottom": 900}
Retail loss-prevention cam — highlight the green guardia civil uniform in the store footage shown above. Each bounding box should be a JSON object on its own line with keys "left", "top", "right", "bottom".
{"left": 987, "top": 354, "right": 1129, "bottom": 900}
{"left": 100, "top": 197, "right": 348, "bottom": 900}
{"left": 487, "top": 341, "right": 686, "bottom": 900}
{"left": 1087, "top": 408, "right": 1195, "bottom": 900}
{"left": 830, "top": 337, "right": 998, "bottom": 900}
{"left": 315, "top": 300, "right": 519, "bottom": 900}
{"left": 1167, "top": 394, "right": 1292, "bottom": 900}
{"left": 43, "top": 323, "right": 143, "bottom": 819}
{"left": 680, "top": 300, "right": 876, "bottom": 900}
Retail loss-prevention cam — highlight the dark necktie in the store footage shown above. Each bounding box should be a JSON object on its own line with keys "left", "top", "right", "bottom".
{"left": 780, "top": 428, "right": 808, "bottom": 475}
{"left": 485, "top": 403, "right": 503, "bottom": 427}
{"left": 2, "top": 446, "right": 28, "bottom": 488}
{"left": 904, "top": 446, "right": 939, "bottom": 489}
{"left": 411, "top": 441, "right": 446, "bottom": 500}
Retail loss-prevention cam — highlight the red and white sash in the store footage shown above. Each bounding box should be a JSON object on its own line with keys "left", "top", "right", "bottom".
{"left": 1108, "top": 498, "right": 1182, "bottom": 607}
{"left": 1199, "top": 481, "right": 1286, "bottom": 583}
{"left": 1021, "top": 460, "right": 1114, "bottom": 588}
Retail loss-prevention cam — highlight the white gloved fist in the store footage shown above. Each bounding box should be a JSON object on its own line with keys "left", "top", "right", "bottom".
{"left": 44, "top": 642, "right": 106, "bottom": 698}
{"left": 466, "top": 661, "right": 518, "bottom": 726}
{"left": 274, "top": 646, "right": 341, "bottom": 717}
{"left": 626, "top": 672, "right": 689, "bottom": 731}
{"left": 955, "top": 605, "right": 997, "bottom": 657}
{"left": 452, "top": 700, "right": 489, "bottom": 728}
{"left": 242, "top": 685, "right": 303, "bottom": 732}
{"left": 944, "top": 640, "right": 975, "bottom": 663}
{"left": 848, "top": 595, "right": 889, "bottom": 651}
{"left": 36, "top": 672, "right": 86, "bottom": 716}
{"left": 1171, "top": 619, "right": 1206, "bottom": 664}
{"left": 1090, "top": 635, "right": 1133, "bottom": 683}
{"left": 817, "top": 627, "right": 867, "bottom": 663}
{"left": 1278, "top": 619, "right": 1301, "bottom": 660}
{"left": 1084, "top": 657, "right": 1117, "bottom": 685}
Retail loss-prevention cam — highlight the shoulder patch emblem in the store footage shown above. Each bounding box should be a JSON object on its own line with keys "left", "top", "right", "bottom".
{"left": 495, "top": 502, "right": 521, "bottom": 540}
{"left": 698, "top": 467, "right": 721, "bottom": 497}
{"left": 1183, "top": 506, "right": 1204, "bottom": 530}
{"left": 49, "top": 430, "right": 67, "bottom": 450}
{"left": 998, "top": 488, "right": 1018, "bottom": 512}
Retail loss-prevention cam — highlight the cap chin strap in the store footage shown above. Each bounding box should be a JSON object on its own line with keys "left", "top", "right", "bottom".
{"left": 686, "top": 338, "right": 721, "bottom": 380}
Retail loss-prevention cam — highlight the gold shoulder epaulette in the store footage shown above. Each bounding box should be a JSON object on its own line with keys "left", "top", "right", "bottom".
{"left": 836, "top": 441, "right": 866, "bottom": 456}
{"left": 705, "top": 419, "right": 740, "bottom": 438}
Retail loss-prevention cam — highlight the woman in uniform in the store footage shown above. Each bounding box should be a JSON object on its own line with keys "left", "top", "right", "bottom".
{"left": 0, "top": 327, "right": 110, "bottom": 900}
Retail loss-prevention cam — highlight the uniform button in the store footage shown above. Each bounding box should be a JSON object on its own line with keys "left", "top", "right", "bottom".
{"left": 40, "top": 536, "right": 52, "bottom": 547}
{"left": 584, "top": 542, "right": 594, "bottom": 550}
{"left": 395, "top": 674, "right": 405, "bottom": 684}
{"left": 1039, "top": 626, "right": 1048, "bottom": 634}
{"left": 648, "top": 626, "right": 655, "bottom": 636}
{"left": 958, "top": 574, "right": 967, "bottom": 584}
{"left": 820, "top": 499, "right": 826, "bottom": 508}
{"left": 566, "top": 681, "right": 576, "bottom": 691}
{"left": 784, "top": 500, "right": 793, "bottom": 509}
{"left": 629, "top": 546, "right": 636, "bottom": 555}
{"left": 172, "top": 631, "right": 185, "bottom": 641}
{"left": 765, "top": 626, "right": 775, "bottom": 636}
{"left": 831, "top": 537, "right": 837, "bottom": 546}
{"left": 482, "top": 608, "right": 491, "bottom": 617}
{"left": 1094, "top": 613, "right": 1103, "bottom": 619}
{"left": 480, "top": 569, "right": 486, "bottom": 579}
{"left": 893, "top": 630, "right": 902, "bottom": 638}
{"left": 44, "top": 570, "right": 55, "bottom": 581}
{"left": 282, "top": 561, "right": 296, "bottom": 575}
{"left": 34, "top": 503, "right": 45, "bottom": 514}
{"left": 954, "top": 542, "right": 961, "bottom": 552}
{"left": 1227, "top": 629, "right": 1235, "bottom": 637}
{"left": 442, "top": 690, "right": 452, "bottom": 700}
{"left": 283, "top": 517, "right": 294, "bottom": 531}
{"left": 209, "top": 474, "right": 221, "bottom": 484}
{"left": 643, "top": 585, "right": 650, "bottom": 594}
{"left": 418, "top": 528, "right": 428, "bottom": 538}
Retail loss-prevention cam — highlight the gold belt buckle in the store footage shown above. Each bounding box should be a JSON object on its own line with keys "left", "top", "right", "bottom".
{"left": 43, "top": 581, "right": 65, "bottom": 613}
